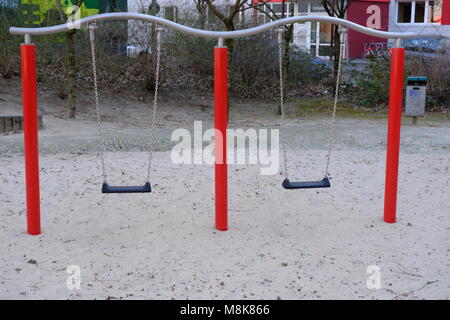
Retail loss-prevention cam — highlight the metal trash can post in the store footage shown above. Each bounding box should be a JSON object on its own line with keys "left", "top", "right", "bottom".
{"left": 405, "top": 76, "right": 427, "bottom": 124}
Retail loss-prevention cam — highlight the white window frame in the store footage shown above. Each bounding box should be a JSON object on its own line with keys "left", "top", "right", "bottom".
{"left": 294, "top": 1, "right": 331, "bottom": 58}
{"left": 310, "top": 21, "right": 333, "bottom": 58}
{"left": 255, "top": 1, "right": 331, "bottom": 58}
{"left": 257, "top": 1, "right": 295, "bottom": 24}
{"left": 295, "top": 1, "right": 325, "bottom": 16}
{"left": 396, "top": 0, "right": 441, "bottom": 25}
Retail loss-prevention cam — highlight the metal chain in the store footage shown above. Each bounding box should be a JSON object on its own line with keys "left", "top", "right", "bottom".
{"left": 146, "top": 26, "right": 163, "bottom": 183}
{"left": 89, "top": 24, "right": 107, "bottom": 183}
{"left": 279, "top": 27, "right": 345, "bottom": 180}
{"left": 89, "top": 24, "right": 163, "bottom": 184}
{"left": 278, "top": 28, "right": 289, "bottom": 179}
{"left": 324, "top": 29, "right": 346, "bottom": 177}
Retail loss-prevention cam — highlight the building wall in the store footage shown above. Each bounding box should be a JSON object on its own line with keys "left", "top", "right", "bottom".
{"left": 388, "top": 0, "right": 450, "bottom": 38}
{"left": 347, "top": 0, "right": 390, "bottom": 58}
{"left": 443, "top": 0, "right": 450, "bottom": 25}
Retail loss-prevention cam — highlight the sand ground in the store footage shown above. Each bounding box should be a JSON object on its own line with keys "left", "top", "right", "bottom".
{"left": 0, "top": 85, "right": 449, "bottom": 299}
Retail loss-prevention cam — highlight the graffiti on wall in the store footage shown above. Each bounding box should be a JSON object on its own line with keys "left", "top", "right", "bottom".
{"left": 2, "top": 0, "right": 100, "bottom": 26}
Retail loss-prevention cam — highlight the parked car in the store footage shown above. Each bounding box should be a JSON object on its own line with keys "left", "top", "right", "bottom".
{"left": 403, "top": 38, "right": 448, "bottom": 56}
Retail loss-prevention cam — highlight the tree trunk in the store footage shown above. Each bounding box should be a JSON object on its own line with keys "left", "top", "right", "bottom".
{"left": 196, "top": 2, "right": 206, "bottom": 29}
{"left": 332, "top": 25, "right": 340, "bottom": 95}
{"left": 55, "top": 0, "right": 84, "bottom": 119}
{"left": 145, "top": 1, "right": 159, "bottom": 93}
{"left": 224, "top": 21, "right": 235, "bottom": 63}
{"left": 66, "top": 29, "right": 76, "bottom": 119}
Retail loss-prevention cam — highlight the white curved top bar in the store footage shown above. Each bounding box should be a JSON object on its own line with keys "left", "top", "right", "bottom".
{"left": 10, "top": 13, "right": 443, "bottom": 39}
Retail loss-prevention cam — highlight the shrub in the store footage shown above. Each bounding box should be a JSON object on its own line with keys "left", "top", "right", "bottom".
{"left": 347, "top": 56, "right": 391, "bottom": 109}
{"left": 404, "top": 52, "right": 450, "bottom": 110}
{"left": 0, "top": 5, "right": 333, "bottom": 105}
{"left": 347, "top": 44, "right": 450, "bottom": 111}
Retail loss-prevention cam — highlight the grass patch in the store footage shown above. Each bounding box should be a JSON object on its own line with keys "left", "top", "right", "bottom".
{"left": 292, "top": 98, "right": 450, "bottom": 124}
{"left": 422, "top": 112, "right": 450, "bottom": 123}
{"left": 293, "top": 98, "right": 387, "bottom": 119}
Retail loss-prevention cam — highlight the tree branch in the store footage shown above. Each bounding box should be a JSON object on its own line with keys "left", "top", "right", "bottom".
{"left": 203, "top": 0, "right": 227, "bottom": 23}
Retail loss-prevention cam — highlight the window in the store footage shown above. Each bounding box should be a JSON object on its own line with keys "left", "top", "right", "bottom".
{"left": 319, "top": 45, "right": 332, "bottom": 57}
{"left": 398, "top": 2, "right": 413, "bottom": 22}
{"left": 298, "top": 2, "right": 308, "bottom": 14}
{"left": 258, "top": 14, "right": 265, "bottom": 25}
{"left": 271, "top": 3, "right": 284, "bottom": 15}
{"left": 397, "top": 0, "right": 442, "bottom": 24}
{"left": 271, "top": 2, "right": 293, "bottom": 17}
{"left": 319, "top": 23, "right": 332, "bottom": 44}
{"left": 256, "top": 2, "right": 294, "bottom": 24}
{"left": 310, "top": 21, "right": 332, "bottom": 57}
{"left": 310, "top": 21, "right": 317, "bottom": 42}
{"left": 429, "top": 1, "right": 442, "bottom": 22}
{"left": 311, "top": 2, "right": 325, "bottom": 12}
{"left": 287, "top": 2, "right": 295, "bottom": 17}
{"left": 414, "top": 1, "right": 425, "bottom": 22}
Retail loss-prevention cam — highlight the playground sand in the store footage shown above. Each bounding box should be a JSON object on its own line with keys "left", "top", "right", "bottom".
{"left": 0, "top": 147, "right": 449, "bottom": 299}
{"left": 0, "top": 86, "right": 449, "bottom": 299}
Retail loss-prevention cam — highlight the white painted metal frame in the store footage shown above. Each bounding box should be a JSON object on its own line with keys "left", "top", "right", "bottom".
{"left": 10, "top": 13, "right": 444, "bottom": 40}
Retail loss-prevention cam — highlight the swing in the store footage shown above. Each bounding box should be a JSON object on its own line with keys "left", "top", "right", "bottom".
{"left": 88, "top": 24, "right": 163, "bottom": 194}
{"left": 277, "top": 27, "right": 345, "bottom": 190}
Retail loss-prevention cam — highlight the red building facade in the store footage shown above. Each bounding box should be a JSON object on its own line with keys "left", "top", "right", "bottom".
{"left": 443, "top": 0, "right": 450, "bottom": 24}
{"left": 347, "top": 0, "right": 390, "bottom": 58}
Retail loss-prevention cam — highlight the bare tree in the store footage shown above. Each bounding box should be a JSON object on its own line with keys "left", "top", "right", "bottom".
{"left": 193, "top": 0, "right": 208, "bottom": 29}
{"left": 250, "top": 0, "right": 294, "bottom": 114}
{"left": 321, "top": 0, "right": 352, "bottom": 88}
{"left": 55, "top": 0, "right": 85, "bottom": 119}
{"left": 202, "top": 0, "right": 250, "bottom": 61}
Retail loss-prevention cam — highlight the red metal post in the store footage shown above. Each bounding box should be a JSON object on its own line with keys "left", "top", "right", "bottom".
{"left": 21, "top": 44, "right": 41, "bottom": 235}
{"left": 214, "top": 46, "right": 228, "bottom": 231}
{"left": 383, "top": 46, "right": 405, "bottom": 223}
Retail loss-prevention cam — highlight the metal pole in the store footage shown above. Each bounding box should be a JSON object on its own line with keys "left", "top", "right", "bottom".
{"left": 21, "top": 42, "right": 41, "bottom": 235}
{"left": 384, "top": 39, "right": 404, "bottom": 223}
{"left": 214, "top": 43, "right": 228, "bottom": 231}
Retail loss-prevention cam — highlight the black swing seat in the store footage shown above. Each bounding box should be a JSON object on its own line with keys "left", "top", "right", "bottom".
{"left": 282, "top": 177, "right": 330, "bottom": 189}
{"left": 102, "top": 182, "right": 152, "bottom": 194}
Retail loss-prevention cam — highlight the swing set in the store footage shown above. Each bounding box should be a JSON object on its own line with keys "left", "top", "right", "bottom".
{"left": 9, "top": 13, "right": 440, "bottom": 235}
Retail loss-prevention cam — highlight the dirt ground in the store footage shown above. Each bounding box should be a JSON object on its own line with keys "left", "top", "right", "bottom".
{"left": 0, "top": 81, "right": 449, "bottom": 299}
